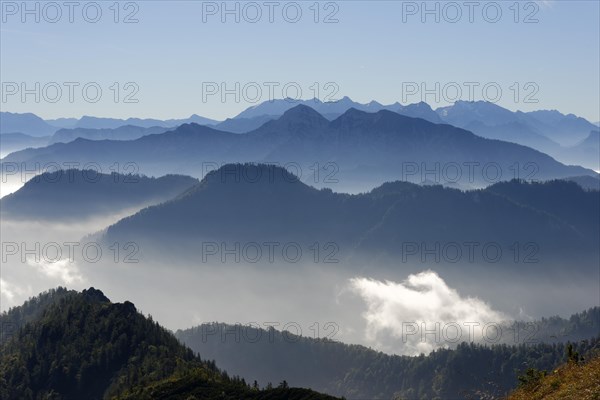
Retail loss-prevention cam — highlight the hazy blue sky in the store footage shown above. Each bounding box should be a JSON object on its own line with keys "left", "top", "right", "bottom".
{"left": 1, "top": 0, "right": 599, "bottom": 121}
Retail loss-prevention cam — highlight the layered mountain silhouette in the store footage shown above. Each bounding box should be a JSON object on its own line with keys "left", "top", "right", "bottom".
{"left": 557, "top": 130, "right": 600, "bottom": 171}
{"left": 44, "top": 117, "right": 79, "bottom": 129}
{"left": 436, "top": 101, "right": 597, "bottom": 146}
{"left": 102, "top": 164, "right": 599, "bottom": 267}
{"left": 436, "top": 101, "right": 599, "bottom": 169}
{"left": 0, "top": 133, "right": 50, "bottom": 157}
{"left": 3, "top": 101, "right": 597, "bottom": 172}
{"left": 71, "top": 114, "right": 218, "bottom": 129}
{"left": 0, "top": 112, "right": 57, "bottom": 136}
{"left": 0, "top": 169, "right": 197, "bottom": 220}
{"left": 1, "top": 98, "right": 443, "bottom": 139}
{"left": 525, "top": 109, "right": 598, "bottom": 144}
{"left": 215, "top": 115, "right": 276, "bottom": 133}
{"left": 0, "top": 125, "right": 172, "bottom": 155}
{"left": 232, "top": 96, "right": 442, "bottom": 125}
{"left": 4, "top": 106, "right": 595, "bottom": 191}
{"left": 48, "top": 125, "right": 170, "bottom": 144}
{"left": 0, "top": 111, "right": 217, "bottom": 136}
{"left": 0, "top": 287, "right": 337, "bottom": 400}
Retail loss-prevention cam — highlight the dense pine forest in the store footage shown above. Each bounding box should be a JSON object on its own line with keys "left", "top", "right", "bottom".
{"left": 177, "top": 314, "right": 600, "bottom": 399}
{"left": 0, "top": 288, "right": 338, "bottom": 400}
{"left": 1, "top": 287, "right": 598, "bottom": 400}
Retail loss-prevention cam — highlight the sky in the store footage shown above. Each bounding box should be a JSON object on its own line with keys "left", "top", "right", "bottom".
{"left": 1, "top": 0, "right": 599, "bottom": 121}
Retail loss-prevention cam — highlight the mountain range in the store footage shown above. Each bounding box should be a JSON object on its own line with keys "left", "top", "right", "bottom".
{"left": 68, "top": 114, "right": 218, "bottom": 130}
{"left": 556, "top": 130, "right": 600, "bottom": 170}
{"left": 1, "top": 97, "right": 444, "bottom": 143}
{"left": 101, "top": 163, "right": 599, "bottom": 268}
{"left": 0, "top": 112, "right": 58, "bottom": 137}
{"left": 230, "top": 97, "right": 442, "bottom": 125}
{"left": 0, "top": 126, "right": 172, "bottom": 158}
{"left": 228, "top": 101, "right": 599, "bottom": 171}
{"left": 2, "top": 100, "right": 598, "bottom": 172}
{"left": 48, "top": 125, "right": 170, "bottom": 144}
{"left": 437, "top": 101, "right": 599, "bottom": 169}
{"left": 3, "top": 106, "right": 595, "bottom": 192}
{"left": 437, "top": 101, "right": 596, "bottom": 146}
{"left": 0, "top": 133, "right": 50, "bottom": 158}
{"left": 0, "top": 111, "right": 217, "bottom": 136}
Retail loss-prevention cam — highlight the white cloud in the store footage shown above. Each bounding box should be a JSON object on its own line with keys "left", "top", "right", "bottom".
{"left": 349, "top": 270, "right": 509, "bottom": 355}
{"left": 0, "top": 278, "right": 31, "bottom": 308}
{"left": 26, "top": 258, "right": 84, "bottom": 285}
{"left": 0, "top": 278, "right": 18, "bottom": 301}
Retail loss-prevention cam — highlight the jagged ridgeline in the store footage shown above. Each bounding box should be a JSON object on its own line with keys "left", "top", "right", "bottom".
{"left": 0, "top": 288, "right": 339, "bottom": 400}
{"left": 4, "top": 106, "right": 596, "bottom": 190}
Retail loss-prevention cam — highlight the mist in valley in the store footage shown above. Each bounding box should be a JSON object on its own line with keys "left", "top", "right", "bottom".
{"left": 2, "top": 204, "right": 597, "bottom": 357}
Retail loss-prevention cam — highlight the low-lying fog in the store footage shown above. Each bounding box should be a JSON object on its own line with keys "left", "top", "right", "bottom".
{"left": 2, "top": 210, "right": 597, "bottom": 356}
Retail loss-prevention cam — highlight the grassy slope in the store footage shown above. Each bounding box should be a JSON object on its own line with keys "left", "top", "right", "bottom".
{"left": 507, "top": 353, "right": 600, "bottom": 400}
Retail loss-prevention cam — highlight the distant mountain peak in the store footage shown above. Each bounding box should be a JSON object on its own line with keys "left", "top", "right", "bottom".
{"left": 406, "top": 101, "right": 430, "bottom": 107}
{"left": 453, "top": 100, "right": 506, "bottom": 110}
{"left": 167, "top": 122, "right": 222, "bottom": 136}
{"left": 337, "top": 106, "right": 366, "bottom": 118}
{"left": 262, "top": 104, "right": 329, "bottom": 132}
{"left": 334, "top": 95, "right": 354, "bottom": 103}
{"left": 281, "top": 103, "right": 323, "bottom": 118}
{"left": 366, "top": 100, "right": 383, "bottom": 107}
{"left": 335, "top": 107, "right": 412, "bottom": 123}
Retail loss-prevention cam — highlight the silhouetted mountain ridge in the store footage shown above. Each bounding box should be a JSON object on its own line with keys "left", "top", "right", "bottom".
{"left": 1, "top": 169, "right": 198, "bottom": 220}
{"left": 3, "top": 106, "right": 595, "bottom": 191}
{"left": 103, "top": 164, "right": 599, "bottom": 267}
